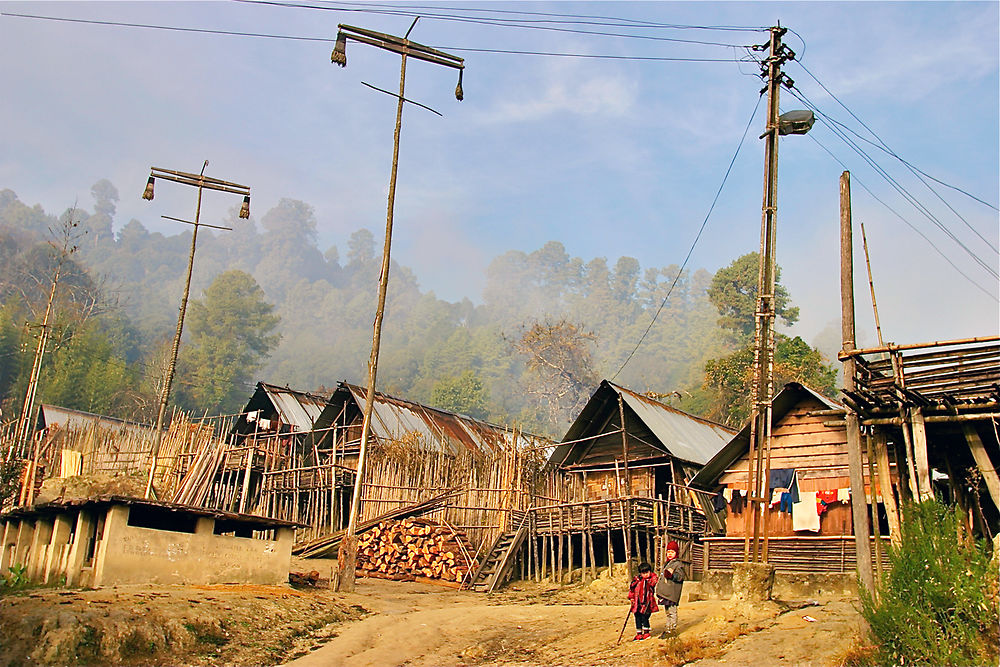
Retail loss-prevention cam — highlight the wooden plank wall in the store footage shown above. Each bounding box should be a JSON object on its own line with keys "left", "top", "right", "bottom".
{"left": 718, "top": 395, "right": 873, "bottom": 538}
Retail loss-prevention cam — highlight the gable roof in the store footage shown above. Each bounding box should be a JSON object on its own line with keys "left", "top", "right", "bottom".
{"left": 36, "top": 404, "right": 153, "bottom": 439}
{"left": 232, "top": 382, "right": 331, "bottom": 436}
{"left": 687, "top": 382, "right": 844, "bottom": 490}
{"left": 317, "top": 381, "right": 552, "bottom": 456}
{"left": 549, "top": 380, "right": 736, "bottom": 468}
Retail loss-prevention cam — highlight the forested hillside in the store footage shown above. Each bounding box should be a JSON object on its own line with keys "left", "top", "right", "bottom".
{"left": 0, "top": 181, "right": 834, "bottom": 436}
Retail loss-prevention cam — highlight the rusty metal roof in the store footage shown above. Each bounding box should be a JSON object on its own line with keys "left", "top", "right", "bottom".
{"left": 336, "top": 382, "right": 551, "bottom": 455}
{"left": 37, "top": 404, "right": 154, "bottom": 439}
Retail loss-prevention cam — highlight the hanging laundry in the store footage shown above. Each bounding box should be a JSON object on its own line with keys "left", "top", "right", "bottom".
{"left": 779, "top": 492, "right": 793, "bottom": 514}
{"left": 837, "top": 488, "right": 850, "bottom": 503}
{"left": 817, "top": 489, "right": 838, "bottom": 513}
{"left": 730, "top": 489, "right": 745, "bottom": 515}
{"left": 768, "top": 468, "right": 800, "bottom": 503}
{"left": 712, "top": 492, "right": 727, "bottom": 512}
{"left": 793, "top": 491, "right": 820, "bottom": 531}
{"left": 723, "top": 488, "right": 733, "bottom": 502}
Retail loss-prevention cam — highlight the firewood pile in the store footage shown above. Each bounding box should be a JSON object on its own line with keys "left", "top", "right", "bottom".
{"left": 355, "top": 518, "right": 476, "bottom": 586}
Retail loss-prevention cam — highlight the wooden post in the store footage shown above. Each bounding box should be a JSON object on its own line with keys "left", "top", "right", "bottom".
{"left": 909, "top": 408, "right": 933, "bottom": 500}
{"left": 618, "top": 394, "right": 631, "bottom": 495}
{"left": 840, "top": 170, "right": 876, "bottom": 594}
{"left": 874, "top": 430, "right": 902, "bottom": 547}
{"left": 865, "top": 433, "right": 884, "bottom": 583}
{"left": 587, "top": 510, "right": 597, "bottom": 581}
{"left": 962, "top": 423, "right": 1000, "bottom": 510}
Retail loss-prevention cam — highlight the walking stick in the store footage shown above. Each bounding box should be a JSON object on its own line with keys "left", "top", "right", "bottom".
{"left": 616, "top": 608, "right": 632, "bottom": 645}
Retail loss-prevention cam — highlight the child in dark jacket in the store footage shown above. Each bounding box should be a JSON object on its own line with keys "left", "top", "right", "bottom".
{"left": 654, "top": 540, "right": 685, "bottom": 636}
{"left": 627, "top": 562, "right": 658, "bottom": 640}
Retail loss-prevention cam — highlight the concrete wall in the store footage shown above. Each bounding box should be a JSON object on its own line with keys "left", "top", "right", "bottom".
{"left": 1, "top": 503, "right": 293, "bottom": 588}
{"left": 94, "top": 505, "right": 293, "bottom": 586}
{"left": 687, "top": 569, "right": 859, "bottom": 601}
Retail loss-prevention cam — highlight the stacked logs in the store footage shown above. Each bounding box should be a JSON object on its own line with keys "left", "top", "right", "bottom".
{"left": 355, "top": 518, "right": 475, "bottom": 586}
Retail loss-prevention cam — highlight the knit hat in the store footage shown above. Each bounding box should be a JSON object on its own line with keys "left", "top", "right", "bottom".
{"left": 666, "top": 540, "right": 679, "bottom": 553}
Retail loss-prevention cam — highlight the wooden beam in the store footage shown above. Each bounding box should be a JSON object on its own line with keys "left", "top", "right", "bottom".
{"left": 909, "top": 408, "right": 933, "bottom": 500}
{"left": 962, "top": 424, "right": 1000, "bottom": 510}
{"left": 873, "top": 431, "right": 901, "bottom": 547}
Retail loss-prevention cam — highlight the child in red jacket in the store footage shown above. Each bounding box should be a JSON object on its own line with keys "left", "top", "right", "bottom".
{"left": 627, "top": 562, "right": 658, "bottom": 640}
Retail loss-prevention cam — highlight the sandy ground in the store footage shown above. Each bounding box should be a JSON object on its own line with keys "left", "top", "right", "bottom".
{"left": 0, "top": 558, "right": 864, "bottom": 667}
{"left": 284, "top": 576, "right": 864, "bottom": 667}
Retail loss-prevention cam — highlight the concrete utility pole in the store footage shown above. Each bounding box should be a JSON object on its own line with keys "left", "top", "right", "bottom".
{"left": 330, "top": 19, "right": 464, "bottom": 593}
{"left": 744, "top": 25, "right": 813, "bottom": 564}
{"left": 140, "top": 163, "right": 250, "bottom": 499}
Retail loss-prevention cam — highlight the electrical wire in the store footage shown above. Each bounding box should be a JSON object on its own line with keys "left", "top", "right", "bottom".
{"left": 786, "top": 86, "right": 999, "bottom": 282}
{"left": 611, "top": 92, "right": 765, "bottom": 380}
{"left": 237, "top": 0, "right": 767, "bottom": 35}
{"left": 793, "top": 60, "right": 999, "bottom": 249}
{"left": 237, "top": 1, "right": 755, "bottom": 48}
{"left": 800, "top": 126, "right": 999, "bottom": 303}
{"left": 0, "top": 12, "right": 747, "bottom": 62}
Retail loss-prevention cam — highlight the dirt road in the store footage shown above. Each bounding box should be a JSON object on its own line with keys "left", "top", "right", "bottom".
{"left": 285, "top": 578, "right": 864, "bottom": 667}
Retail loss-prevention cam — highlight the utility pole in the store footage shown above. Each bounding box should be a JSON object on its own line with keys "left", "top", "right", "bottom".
{"left": 744, "top": 25, "right": 813, "bottom": 565}
{"left": 840, "top": 171, "right": 876, "bottom": 594}
{"left": 330, "top": 19, "right": 464, "bottom": 593}
{"left": 13, "top": 214, "right": 82, "bottom": 503}
{"left": 140, "top": 163, "right": 250, "bottom": 499}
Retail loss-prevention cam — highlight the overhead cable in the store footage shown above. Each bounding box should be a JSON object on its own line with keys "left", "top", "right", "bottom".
{"left": 800, "top": 124, "right": 999, "bottom": 303}
{"left": 611, "top": 92, "right": 765, "bottom": 380}
{"left": 786, "top": 87, "right": 998, "bottom": 281}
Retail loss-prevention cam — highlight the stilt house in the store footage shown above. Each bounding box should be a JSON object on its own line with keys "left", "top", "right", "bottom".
{"left": 505, "top": 381, "right": 735, "bottom": 590}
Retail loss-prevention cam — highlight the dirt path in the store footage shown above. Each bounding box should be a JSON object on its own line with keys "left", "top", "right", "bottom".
{"left": 285, "top": 578, "right": 864, "bottom": 667}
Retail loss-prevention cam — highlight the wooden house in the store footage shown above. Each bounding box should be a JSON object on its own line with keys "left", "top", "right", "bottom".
{"left": 511, "top": 381, "right": 735, "bottom": 588}
{"left": 689, "top": 382, "right": 896, "bottom": 573}
{"left": 547, "top": 380, "right": 736, "bottom": 501}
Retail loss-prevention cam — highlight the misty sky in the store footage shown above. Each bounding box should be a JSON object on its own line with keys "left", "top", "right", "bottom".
{"left": 1, "top": 1, "right": 997, "bottom": 350}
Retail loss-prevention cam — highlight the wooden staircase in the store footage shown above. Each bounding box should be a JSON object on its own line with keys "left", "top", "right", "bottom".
{"left": 468, "top": 519, "right": 529, "bottom": 593}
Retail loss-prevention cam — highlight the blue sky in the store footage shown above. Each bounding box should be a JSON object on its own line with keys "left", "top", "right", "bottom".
{"left": 1, "top": 1, "right": 997, "bottom": 350}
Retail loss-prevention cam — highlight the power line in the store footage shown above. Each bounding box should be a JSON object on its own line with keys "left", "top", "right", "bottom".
{"left": 800, "top": 126, "right": 998, "bottom": 303}
{"left": 0, "top": 12, "right": 747, "bottom": 62}
{"left": 786, "top": 86, "right": 999, "bottom": 282}
{"left": 237, "top": 0, "right": 757, "bottom": 48}
{"left": 236, "top": 0, "right": 768, "bottom": 34}
{"left": 792, "top": 60, "right": 999, "bottom": 250}
{"left": 611, "top": 92, "right": 765, "bottom": 381}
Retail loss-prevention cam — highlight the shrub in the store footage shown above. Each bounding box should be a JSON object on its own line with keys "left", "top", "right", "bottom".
{"left": 859, "top": 501, "right": 998, "bottom": 666}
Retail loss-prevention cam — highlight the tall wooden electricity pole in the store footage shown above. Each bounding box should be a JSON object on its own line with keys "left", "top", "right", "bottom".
{"left": 330, "top": 20, "right": 464, "bottom": 592}
{"left": 840, "top": 171, "right": 876, "bottom": 594}
{"left": 140, "top": 163, "right": 251, "bottom": 499}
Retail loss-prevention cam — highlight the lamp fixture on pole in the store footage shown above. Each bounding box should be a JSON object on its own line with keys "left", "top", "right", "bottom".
{"left": 140, "top": 162, "right": 251, "bottom": 499}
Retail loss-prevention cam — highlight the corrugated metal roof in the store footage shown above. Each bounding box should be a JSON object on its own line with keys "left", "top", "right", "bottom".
{"left": 550, "top": 380, "right": 736, "bottom": 468}
{"left": 613, "top": 383, "right": 737, "bottom": 465}
{"left": 38, "top": 405, "right": 153, "bottom": 439}
{"left": 342, "top": 383, "right": 550, "bottom": 455}
{"left": 260, "top": 383, "right": 328, "bottom": 432}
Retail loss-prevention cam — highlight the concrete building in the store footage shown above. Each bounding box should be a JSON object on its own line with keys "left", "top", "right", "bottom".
{"left": 1, "top": 495, "right": 297, "bottom": 587}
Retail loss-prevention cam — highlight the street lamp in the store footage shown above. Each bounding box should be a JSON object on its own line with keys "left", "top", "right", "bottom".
{"left": 140, "top": 162, "right": 251, "bottom": 499}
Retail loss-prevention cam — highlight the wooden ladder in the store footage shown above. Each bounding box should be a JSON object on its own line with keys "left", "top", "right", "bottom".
{"left": 468, "top": 518, "right": 529, "bottom": 593}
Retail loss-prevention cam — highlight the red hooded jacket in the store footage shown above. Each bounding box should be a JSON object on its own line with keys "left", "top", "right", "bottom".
{"left": 628, "top": 572, "right": 659, "bottom": 614}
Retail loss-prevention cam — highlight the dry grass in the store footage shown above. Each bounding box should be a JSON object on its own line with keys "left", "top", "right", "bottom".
{"left": 834, "top": 637, "right": 878, "bottom": 667}
{"left": 656, "top": 622, "right": 764, "bottom": 666}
